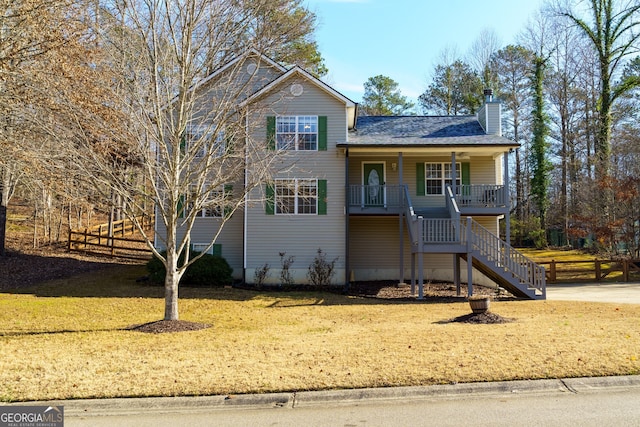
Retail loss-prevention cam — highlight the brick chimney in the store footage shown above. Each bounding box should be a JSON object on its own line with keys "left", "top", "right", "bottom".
{"left": 478, "top": 89, "right": 501, "bottom": 136}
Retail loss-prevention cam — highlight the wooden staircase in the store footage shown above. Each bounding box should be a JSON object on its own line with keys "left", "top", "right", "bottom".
{"left": 403, "top": 186, "right": 546, "bottom": 300}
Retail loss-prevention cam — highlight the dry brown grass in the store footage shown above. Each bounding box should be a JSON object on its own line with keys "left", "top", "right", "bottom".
{"left": 1, "top": 265, "right": 639, "bottom": 402}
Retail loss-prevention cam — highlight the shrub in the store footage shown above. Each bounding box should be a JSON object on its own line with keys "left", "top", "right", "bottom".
{"left": 279, "top": 252, "right": 295, "bottom": 286}
{"left": 146, "top": 250, "right": 233, "bottom": 287}
{"left": 254, "top": 263, "right": 271, "bottom": 287}
{"left": 307, "top": 248, "right": 338, "bottom": 286}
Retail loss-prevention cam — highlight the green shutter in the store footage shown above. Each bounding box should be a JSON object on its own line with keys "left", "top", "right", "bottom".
{"left": 318, "top": 116, "right": 327, "bottom": 151}
{"left": 416, "top": 163, "right": 425, "bottom": 196}
{"left": 462, "top": 163, "right": 470, "bottom": 185}
{"left": 318, "top": 179, "right": 327, "bottom": 215}
{"left": 267, "top": 116, "right": 276, "bottom": 150}
{"left": 179, "top": 134, "right": 186, "bottom": 154}
{"left": 212, "top": 244, "right": 222, "bottom": 257}
{"left": 265, "top": 182, "right": 275, "bottom": 215}
{"left": 177, "top": 195, "right": 185, "bottom": 218}
{"left": 461, "top": 163, "right": 470, "bottom": 196}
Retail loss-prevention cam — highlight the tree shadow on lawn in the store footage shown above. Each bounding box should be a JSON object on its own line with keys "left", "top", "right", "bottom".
{"left": 2, "top": 259, "right": 523, "bottom": 307}
{"left": 1, "top": 272, "right": 488, "bottom": 308}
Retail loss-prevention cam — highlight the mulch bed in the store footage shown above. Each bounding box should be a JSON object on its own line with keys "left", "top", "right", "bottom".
{"left": 445, "top": 311, "right": 515, "bottom": 324}
{"left": 346, "top": 280, "right": 514, "bottom": 301}
{"left": 127, "top": 320, "right": 211, "bottom": 333}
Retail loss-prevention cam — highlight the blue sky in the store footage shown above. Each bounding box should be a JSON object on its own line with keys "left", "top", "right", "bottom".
{"left": 304, "top": 0, "right": 545, "bottom": 106}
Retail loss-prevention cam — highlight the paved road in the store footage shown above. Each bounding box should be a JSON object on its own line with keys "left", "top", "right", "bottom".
{"left": 546, "top": 281, "right": 640, "bottom": 304}
{"left": 59, "top": 377, "right": 640, "bottom": 427}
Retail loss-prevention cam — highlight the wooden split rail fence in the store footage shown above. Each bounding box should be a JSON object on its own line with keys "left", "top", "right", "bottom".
{"left": 68, "top": 216, "right": 153, "bottom": 261}
{"left": 541, "top": 259, "right": 640, "bottom": 283}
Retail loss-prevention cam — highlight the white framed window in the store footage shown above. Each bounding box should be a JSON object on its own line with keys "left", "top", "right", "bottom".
{"left": 275, "top": 178, "right": 317, "bottom": 214}
{"left": 191, "top": 243, "right": 222, "bottom": 256}
{"left": 185, "top": 125, "right": 226, "bottom": 158}
{"left": 276, "top": 116, "right": 318, "bottom": 151}
{"left": 186, "top": 185, "right": 227, "bottom": 218}
{"left": 425, "top": 162, "right": 462, "bottom": 195}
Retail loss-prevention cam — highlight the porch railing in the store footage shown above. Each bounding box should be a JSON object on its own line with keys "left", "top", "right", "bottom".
{"left": 349, "top": 184, "right": 404, "bottom": 209}
{"left": 420, "top": 219, "right": 459, "bottom": 244}
{"left": 456, "top": 184, "right": 506, "bottom": 207}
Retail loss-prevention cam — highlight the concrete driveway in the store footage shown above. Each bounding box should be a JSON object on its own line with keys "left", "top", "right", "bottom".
{"left": 546, "top": 282, "right": 640, "bottom": 304}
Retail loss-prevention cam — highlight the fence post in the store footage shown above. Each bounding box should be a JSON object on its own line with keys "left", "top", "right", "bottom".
{"left": 550, "top": 260, "right": 556, "bottom": 283}
{"left": 84, "top": 228, "right": 88, "bottom": 250}
{"left": 595, "top": 260, "right": 601, "bottom": 282}
{"left": 623, "top": 260, "right": 629, "bottom": 282}
{"left": 68, "top": 228, "right": 72, "bottom": 252}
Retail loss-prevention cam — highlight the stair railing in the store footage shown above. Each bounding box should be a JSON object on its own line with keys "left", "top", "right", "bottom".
{"left": 463, "top": 217, "right": 546, "bottom": 295}
{"left": 401, "top": 184, "right": 420, "bottom": 247}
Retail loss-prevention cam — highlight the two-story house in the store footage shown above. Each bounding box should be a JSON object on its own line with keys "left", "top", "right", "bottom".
{"left": 155, "top": 51, "right": 546, "bottom": 300}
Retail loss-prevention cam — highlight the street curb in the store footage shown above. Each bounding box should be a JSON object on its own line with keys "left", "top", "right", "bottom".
{"left": 8, "top": 375, "right": 640, "bottom": 416}
{"left": 293, "top": 378, "right": 566, "bottom": 407}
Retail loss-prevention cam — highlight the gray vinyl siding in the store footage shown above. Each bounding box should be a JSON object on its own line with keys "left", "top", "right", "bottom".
{"left": 486, "top": 102, "right": 502, "bottom": 136}
{"left": 196, "top": 59, "right": 283, "bottom": 111}
{"left": 245, "top": 77, "right": 347, "bottom": 285}
{"left": 154, "top": 211, "right": 244, "bottom": 279}
{"left": 478, "top": 102, "right": 501, "bottom": 136}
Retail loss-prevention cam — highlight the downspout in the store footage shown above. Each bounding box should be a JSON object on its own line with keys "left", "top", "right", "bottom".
{"left": 243, "top": 112, "right": 249, "bottom": 284}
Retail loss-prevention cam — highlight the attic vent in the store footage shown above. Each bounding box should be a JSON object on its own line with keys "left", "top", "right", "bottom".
{"left": 246, "top": 62, "right": 257, "bottom": 74}
{"left": 290, "top": 83, "right": 303, "bottom": 96}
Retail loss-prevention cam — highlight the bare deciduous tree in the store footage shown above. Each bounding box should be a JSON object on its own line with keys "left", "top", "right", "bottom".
{"left": 62, "top": 0, "right": 316, "bottom": 321}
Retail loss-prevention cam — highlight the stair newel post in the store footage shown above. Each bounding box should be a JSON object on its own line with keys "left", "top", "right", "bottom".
{"left": 417, "top": 217, "right": 424, "bottom": 300}
{"left": 411, "top": 252, "right": 416, "bottom": 295}
{"left": 466, "top": 216, "right": 473, "bottom": 296}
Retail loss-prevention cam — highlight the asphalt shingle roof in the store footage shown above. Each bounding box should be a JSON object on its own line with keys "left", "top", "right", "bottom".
{"left": 342, "top": 115, "right": 517, "bottom": 147}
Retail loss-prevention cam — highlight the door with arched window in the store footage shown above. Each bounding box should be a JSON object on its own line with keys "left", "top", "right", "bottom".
{"left": 362, "top": 162, "right": 385, "bottom": 207}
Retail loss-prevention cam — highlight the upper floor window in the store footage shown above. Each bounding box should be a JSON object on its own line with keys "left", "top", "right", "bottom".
{"left": 185, "top": 125, "right": 226, "bottom": 158}
{"left": 276, "top": 116, "right": 318, "bottom": 151}
{"left": 425, "top": 162, "right": 462, "bottom": 195}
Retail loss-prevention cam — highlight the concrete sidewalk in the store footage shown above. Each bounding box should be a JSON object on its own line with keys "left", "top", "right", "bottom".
{"left": 546, "top": 281, "right": 640, "bottom": 304}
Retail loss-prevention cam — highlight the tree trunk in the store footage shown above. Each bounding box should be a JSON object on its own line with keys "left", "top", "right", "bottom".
{"left": 0, "top": 203, "right": 6, "bottom": 257}
{"left": 164, "top": 248, "right": 180, "bottom": 320}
